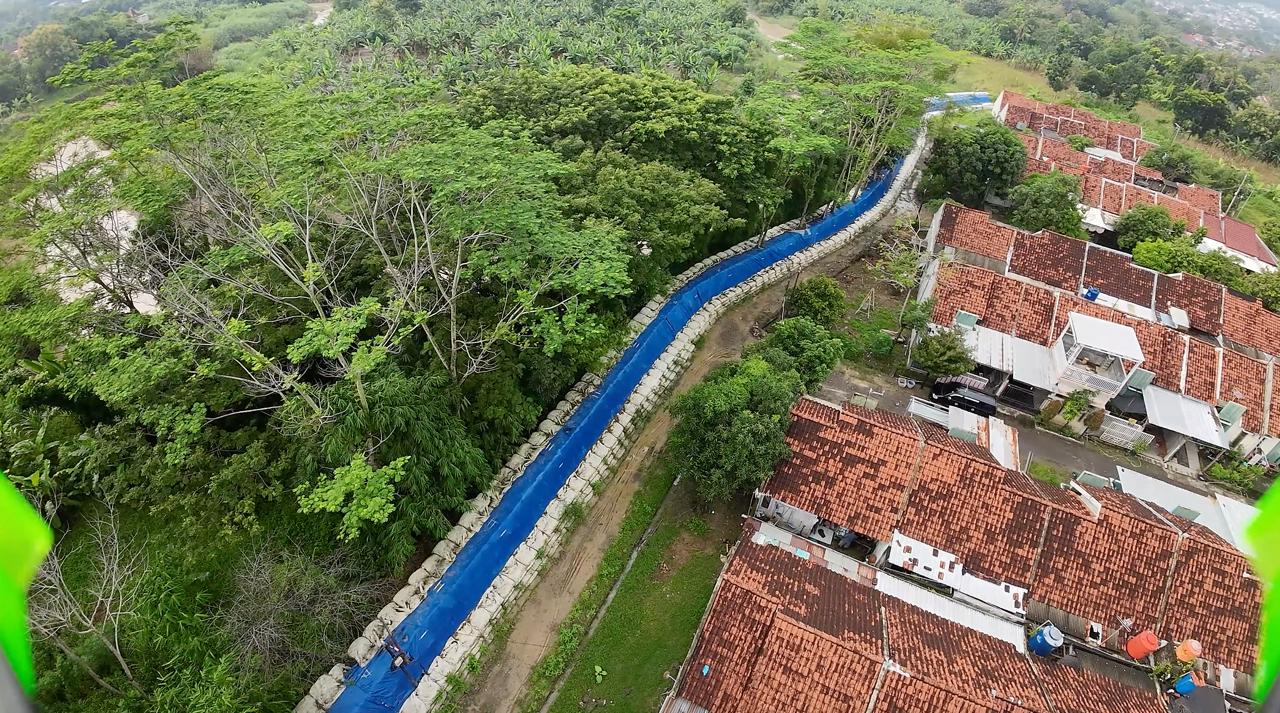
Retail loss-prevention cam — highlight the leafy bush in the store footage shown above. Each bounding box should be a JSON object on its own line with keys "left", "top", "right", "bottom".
{"left": 668, "top": 357, "right": 804, "bottom": 504}
{"left": 912, "top": 328, "right": 975, "bottom": 377}
{"left": 1008, "top": 170, "right": 1086, "bottom": 239}
{"left": 1060, "top": 389, "right": 1094, "bottom": 423}
{"left": 746, "top": 318, "right": 845, "bottom": 389}
{"left": 784, "top": 276, "right": 846, "bottom": 327}
{"left": 1206, "top": 457, "right": 1266, "bottom": 491}
{"left": 925, "top": 116, "right": 1027, "bottom": 205}
{"left": 1066, "top": 134, "right": 1093, "bottom": 151}
{"left": 1114, "top": 204, "right": 1187, "bottom": 251}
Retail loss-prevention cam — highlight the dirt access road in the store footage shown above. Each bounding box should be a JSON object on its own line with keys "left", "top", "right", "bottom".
{"left": 460, "top": 216, "right": 900, "bottom": 713}
{"left": 749, "top": 13, "right": 794, "bottom": 44}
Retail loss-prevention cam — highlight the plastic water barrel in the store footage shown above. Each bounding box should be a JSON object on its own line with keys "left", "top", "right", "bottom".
{"left": 1125, "top": 630, "right": 1161, "bottom": 660}
{"left": 1174, "top": 671, "right": 1204, "bottom": 696}
{"left": 1084, "top": 287, "right": 1100, "bottom": 301}
{"left": 1028, "top": 624, "right": 1064, "bottom": 656}
{"left": 1176, "top": 639, "right": 1203, "bottom": 662}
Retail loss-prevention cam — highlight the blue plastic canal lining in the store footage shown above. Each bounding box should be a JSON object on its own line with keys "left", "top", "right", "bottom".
{"left": 330, "top": 93, "right": 989, "bottom": 713}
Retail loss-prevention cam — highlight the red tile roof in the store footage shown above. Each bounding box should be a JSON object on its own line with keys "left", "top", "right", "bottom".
{"left": 1219, "top": 348, "right": 1267, "bottom": 433}
{"left": 1159, "top": 535, "right": 1261, "bottom": 674}
{"left": 937, "top": 203, "right": 1016, "bottom": 262}
{"left": 1030, "top": 659, "right": 1167, "bottom": 713}
{"left": 1031, "top": 485, "right": 1182, "bottom": 634}
{"left": 897, "top": 454, "right": 1072, "bottom": 588}
{"left": 674, "top": 529, "right": 1172, "bottom": 713}
{"left": 1154, "top": 273, "right": 1224, "bottom": 334}
{"left": 931, "top": 265, "right": 1059, "bottom": 345}
{"left": 1008, "top": 228, "right": 1086, "bottom": 291}
{"left": 1081, "top": 244, "right": 1157, "bottom": 308}
{"left": 1221, "top": 291, "right": 1280, "bottom": 356}
{"left": 1219, "top": 215, "right": 1278, "bottom": 266}
{"left": 767, "top": 400, "right": 923, "bottom": 540}
{"left": 1177, "top": 184, "right": 1222, "bottom": 214}
{"left": 882, "top": 596, "right": 1047, "bottom": 710}
{"left": 1182, "top": 338, "right": 1219, "bottom": 403}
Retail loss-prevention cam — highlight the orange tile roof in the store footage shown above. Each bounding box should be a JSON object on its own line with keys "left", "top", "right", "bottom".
{"left": 1219, "top": 348, "right": 1267, "bottom": 433}
{"left": 1030, "top": 659, "right": 1167, "bottom": 713}
{"left": 1081, "top": 244, "right": 1157, "bottom": 308}
{"left": 736, "top": 616, "right": 881, "bottom": 712}
{"left": 1154, "top": 273, "right": 1224, "bottom": 334}
{"left": 766, "top": 401, "right": 923, "bottom": 540}
{"left": 674, "top": 531, "right": 1170, "bottom": 713}
{"left": 1008, "top": 228, "right": 1085, "bottom": 292}
{"left": 757, "top": 400, "right": 1262, "bottom": 681}
{"left": 883, "top": 596, "right": 1047, "bottom": 711}
{"left": 1030, "top": 486, "right": 1181, "bottom": 634}
{"left": 1221, "top": 291, "right": 1280, "bottom": 356}
{"left": 937, "top": 203, "right": 1016, "bottom": 262}
{"left": 897, "top": 454, "right": 1068, "bottom": 588}
{"left": 1183, "top": 338, "right": 1219, "bottom": 403}
{"left": 1159, "top": 535, "right": 1261, "bottom": 674}
{"left": 931, "top": 265, "right": 1059, "bottom": 345}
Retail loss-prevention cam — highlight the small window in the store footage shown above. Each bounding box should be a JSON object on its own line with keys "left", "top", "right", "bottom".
{"left": 1172, "top": 506, "right": 1201, "bottom": 521}
{"left": 1218, "top": 401, "right": 1246, "bottom": 427}
{"left": 954, "top": 310, "right": 979, "bottom": 329}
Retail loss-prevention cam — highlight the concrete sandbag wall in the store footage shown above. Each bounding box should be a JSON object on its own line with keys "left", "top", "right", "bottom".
{"left": 301, "top": 127, "right": 930, "bottom": 713}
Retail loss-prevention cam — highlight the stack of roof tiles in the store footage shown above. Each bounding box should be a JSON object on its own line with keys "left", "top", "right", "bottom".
{"left": 671, "top": 527, "right": 1171, "bottom": 713}
{"left": 761, "top": 400, "right": 1261, "bottom": 677}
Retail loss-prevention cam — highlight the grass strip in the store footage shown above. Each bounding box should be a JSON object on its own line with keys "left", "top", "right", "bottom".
{"left": 516, "top": 461, "right": 678, "bottom": 713}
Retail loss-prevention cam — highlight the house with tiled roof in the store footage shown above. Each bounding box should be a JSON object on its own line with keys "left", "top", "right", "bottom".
{"left": 743, "top": 400, "right": 1260, "bottom": 704}
{"left": 993, "top": 90, "right": 1276, "bottom": 273}
{"left": 663, "top": 520, "right": 1172, "bottom": 713}
{"left": 925, "top": 203, "right": 1280, "bottom": 470}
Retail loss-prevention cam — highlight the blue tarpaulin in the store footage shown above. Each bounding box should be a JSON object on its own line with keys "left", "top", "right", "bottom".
{"left": 330, "top": 93, "right": 989, "bottom": 713}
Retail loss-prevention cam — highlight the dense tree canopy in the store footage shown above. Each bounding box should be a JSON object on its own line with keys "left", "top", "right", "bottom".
{"left": 925, "top": 116, "right": 1027, "bottom": 206}
{"left": 1008, "top": 170, "right": 1086, "bottom": 238}
{"left": 1114, "top": 204, "right": 1187, "bottom": 251}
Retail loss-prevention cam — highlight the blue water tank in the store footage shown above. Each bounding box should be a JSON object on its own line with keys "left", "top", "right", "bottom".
{"left": 1084, "top": 287, "right": 1100, "bottom": 301}
{"left": 1174, "top": 671, "right": 1202, "bottom": 696}
{"left": 1028, "top": 624, "right": 1064, "bottom": 656}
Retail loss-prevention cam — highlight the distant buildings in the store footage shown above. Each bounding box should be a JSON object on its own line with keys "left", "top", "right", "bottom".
{"left": 993, "top": 91, "right": 1276, "bottom": 273}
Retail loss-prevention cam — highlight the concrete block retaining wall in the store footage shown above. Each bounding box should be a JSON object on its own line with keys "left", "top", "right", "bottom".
{"left": 298, "top": 129, "right": 928, "bottom": 713}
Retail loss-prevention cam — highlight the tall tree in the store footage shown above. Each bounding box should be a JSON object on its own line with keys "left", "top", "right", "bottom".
{"left": 1008, "top": 170, "right": 1086, "bottom": 238}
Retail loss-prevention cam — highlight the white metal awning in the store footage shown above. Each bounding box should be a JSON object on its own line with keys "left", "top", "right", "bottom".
{"left": 1068, "top": 311, "right": 1144, "bottom": 361}
{"left": 1142, "top": 385, "right": 1228, "bottom": 448}
{"left": 962, "top": 325, "right": 1015, "bottom": 372}
{"left": 1011, "top": 337, "right": 1057, "bottom": 390}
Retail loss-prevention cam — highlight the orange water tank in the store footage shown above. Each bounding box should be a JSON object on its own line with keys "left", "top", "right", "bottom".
{"left": 1176, "top": 639, "right": 1203, "bottom": 662}
{"left": 1125, "top": 630, "right": 1161, "bottom": 660}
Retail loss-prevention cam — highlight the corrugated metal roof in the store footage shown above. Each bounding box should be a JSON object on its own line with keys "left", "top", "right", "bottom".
{"left": 1141, "top": 385, "right": 1229, "bottom": 448}
{"left": 1068, "top": 311, "right": 1144, "bottom": 361}
{"left": 874, "top": 569, "right": 1026, "bottom": 653}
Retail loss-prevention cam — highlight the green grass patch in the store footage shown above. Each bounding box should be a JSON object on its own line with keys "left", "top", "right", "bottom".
{"left": 1027, "top": 459, "right": 1070, "bottom": 486}
{"left": 546, "top": 520, "right": 722, "bottom": 713}
{"left": 517, "top": 462, "right": 678, "bottom": 712}
{"left": 944, "top": 53, "right": 1062, "bottom": 101}
{"left": 1240, "top": 192, "right": 1280, "bottom": 228}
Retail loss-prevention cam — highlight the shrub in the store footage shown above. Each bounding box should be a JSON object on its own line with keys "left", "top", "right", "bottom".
{"left": 1039, "top": 399, "right": 1063, "bottom": 422}
{"left": 784, "top": 276, "right": 846, "bottom": 327}
{"left": 746, "top": 318, "right": 844, "bottom": 389}
{"left": 1060, "top": 389, "right": 1094, "bottom": 423}
{"left": 912, "top": 328, "right": 975, "bottom": 377}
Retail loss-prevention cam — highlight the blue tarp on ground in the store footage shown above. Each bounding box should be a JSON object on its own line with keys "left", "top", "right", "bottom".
{"left": 330, "top": 94, "right": 989, "bottom": 713}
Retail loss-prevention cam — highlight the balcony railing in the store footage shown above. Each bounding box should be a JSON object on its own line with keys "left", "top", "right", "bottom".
{"left": 1058, "top": 365, "right": 1124, "bottom": 396}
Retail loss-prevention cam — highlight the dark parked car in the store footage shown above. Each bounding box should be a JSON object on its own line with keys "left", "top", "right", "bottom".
{"left": 928, "top": 383, "right": 997, "bottom": 417}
